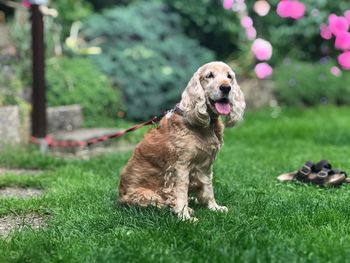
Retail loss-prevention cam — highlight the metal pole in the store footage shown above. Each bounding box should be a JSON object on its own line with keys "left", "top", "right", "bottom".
{"left": 31, "top": 4, "right": 47, "bottom": 139}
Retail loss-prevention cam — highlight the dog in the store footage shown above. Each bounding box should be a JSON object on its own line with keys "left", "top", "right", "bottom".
{"left": 118, "top": 61, "right": 246, "bottom": 221}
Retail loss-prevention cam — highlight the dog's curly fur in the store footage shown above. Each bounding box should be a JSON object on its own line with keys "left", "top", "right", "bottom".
{"left": 118, "top": 61, "right": 245, "bottom": 220}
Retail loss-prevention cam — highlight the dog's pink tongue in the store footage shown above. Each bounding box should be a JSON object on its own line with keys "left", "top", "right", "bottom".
{"left": 214, "top": 102, "right": 231, "bottom": 115}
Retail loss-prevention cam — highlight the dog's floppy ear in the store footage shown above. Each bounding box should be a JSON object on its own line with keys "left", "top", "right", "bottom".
{"left": 179, "top": 69, "right": 210, "bottom": 127}
{"left": 225, "top": 78, "right": 246, "bottom": 127}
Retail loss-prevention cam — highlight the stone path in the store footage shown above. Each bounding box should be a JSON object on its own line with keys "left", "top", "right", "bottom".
{"left": 0, "top": 166, "right": 46, "bottom": 237}
{"left": 0, "top": 168, "right": 43, "bottom": 176}
{"left": 52, "top": 142, "right": 136, "bottom": 159}
{"left": 0, "top": 213, "right": 48, "bottom": 237}
{"left": 0, "top": 187, "right": 44, "bottom": 198}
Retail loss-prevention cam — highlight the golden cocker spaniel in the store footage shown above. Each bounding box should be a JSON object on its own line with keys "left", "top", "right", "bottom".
{"left": 118, "top": 61, "right": 246, "bottom": 221}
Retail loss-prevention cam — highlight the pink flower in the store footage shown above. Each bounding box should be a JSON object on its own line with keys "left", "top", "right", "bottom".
{"left": 330, "top": 66, "right": 342, "bottom": 77}
{"left": 251, "top": 38, "right": 273, "bottom": 61}
{"left": 335, "top": 32, "right": 350, "bottom": 50}
{"left": 255, "top": 63, "right": 273, "bottom": 79}
{"left": 328, "top": 14, "right": 349, "bottom": 36}
{"left": 328, "top": 14, "right": 337, "bottom": 24}
{"left": 253, "top": 0, "right": 271, "bottom": 17}
{"left": 276, "top": 0, "right": 305, "bottom": 20}
{"left": 223, "top": 0, "right": 234, "bottom": 10}
{"left": 289, "top": 1, "right": 305, "bottom": 20}
{"left": 22, "top": 0, "right": 30, "bottom": 8}
{"left": 246, "top": 27, "right": 257, "bottom": 40}
{"left": 338, "top": 51, "right": 350, "bottom": 70}
{"left": 241, "top": 16, "right": 253, "bottom": 28}
{"left": 276, "top": 1, "right": 292, "bottom": 18}
{"left": 344, "top": 10, "right": 350, "bottom": 24}
{"left": 320, "top": 24, "right": 332, "bottom": 40}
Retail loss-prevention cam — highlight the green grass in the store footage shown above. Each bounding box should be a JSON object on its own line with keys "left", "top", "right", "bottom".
{"left": 1, "top": 106, "right": 350, "bottom": 262}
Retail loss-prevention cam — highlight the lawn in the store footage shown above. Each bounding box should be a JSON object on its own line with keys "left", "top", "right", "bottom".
{"left": 1, "top": 106, "right": 350, "bottom": 263}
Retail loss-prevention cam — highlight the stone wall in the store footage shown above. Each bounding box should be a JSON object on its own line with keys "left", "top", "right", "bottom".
{"left": 240, "top": 79, "right": 276, "bottom": 110}
{"left": 47, "top": 104, "right": 83, "bottom": 133}
{"left": 0, "top": 104, "right": 83, "bottom": 145}
{"left": 0, "top": 106, "right": 21, "bottom": 145}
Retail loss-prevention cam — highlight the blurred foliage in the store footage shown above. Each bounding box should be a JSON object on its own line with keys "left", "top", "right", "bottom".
{"left": 0, "top": 9, "right": 29, "bottom": 106}
{"left": 8, "top": 9, "right": 61, "bottom": 84}
{"left": 162, "top": 0, "right": 241, "bottom": 59}
{"left": 0, "top": 60, "right": 25, "bottom": 106}
{"left": 1, "top": 8, "right": 60, "bottom": 106}
{"left": 7, "top": 9, "right": 32, "bottom": 88}
{"left": 273, "top": 60, "right": 350, "bottom": 107}
{"left": 52, "top": 0, "right": 92, "bottom": 37}
{"left": 82, "top": 2, "right": 214, "bottom": 120}
{"left": 46, "top": 57, "right": 124, "bottom": 121}
{"left": 84, "top": 0, "right": 131, "bottom": 10}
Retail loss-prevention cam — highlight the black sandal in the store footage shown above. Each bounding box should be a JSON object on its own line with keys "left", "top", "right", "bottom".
{"left": 277, "top": 160, "right": 348, "bottom": 187}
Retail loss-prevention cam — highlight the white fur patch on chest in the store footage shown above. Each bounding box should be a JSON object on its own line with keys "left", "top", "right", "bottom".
{"left": 165, "top": 111, "right": 173, "bottom": 119}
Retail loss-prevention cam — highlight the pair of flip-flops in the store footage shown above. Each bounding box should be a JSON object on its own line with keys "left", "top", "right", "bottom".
{"left": 278, "top": 160, "right": 349, "bottom": 187}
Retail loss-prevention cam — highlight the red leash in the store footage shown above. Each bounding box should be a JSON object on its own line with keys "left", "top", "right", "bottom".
{"left": 31, "top": 115, "right": 161, "bottom": 148}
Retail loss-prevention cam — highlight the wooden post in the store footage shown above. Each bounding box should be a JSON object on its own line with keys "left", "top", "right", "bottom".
{"left": 31, "top": 4, "right": 47, "bottom": 139}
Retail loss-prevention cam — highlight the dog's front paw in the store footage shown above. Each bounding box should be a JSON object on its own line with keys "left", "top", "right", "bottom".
{"left": 208, "top": 204, "right": 228, "bottom": 213}
{"left": 175, "top": 207, "right": 198, "bottom": 222}
{"left": 178, "top": 213, "right": 198, "bottom": 223}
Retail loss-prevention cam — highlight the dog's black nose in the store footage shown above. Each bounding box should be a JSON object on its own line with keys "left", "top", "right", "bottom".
{"left": 220, "top": 85, "right": 231, "bottom": 94}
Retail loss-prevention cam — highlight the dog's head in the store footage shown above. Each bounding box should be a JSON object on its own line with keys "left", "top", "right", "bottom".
{"left": 180, "top": 61, "right": 246, "bottom": 128}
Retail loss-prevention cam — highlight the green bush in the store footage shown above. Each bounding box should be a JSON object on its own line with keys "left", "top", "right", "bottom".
{"left": 82, "top": 2, "right": 214, "bottom": 120}
{"left": 52, "top": 0, "right": 92, "bottom": 37}
{"left": 83, "top": 0, "right": 241, "bottom": 59}
{"left": 84, "top": 0, "right": 131, "bottom": 10}
{"left": 46, "top": 57, "right": 124, "bottom": 121}
{"left": 273, "top": 61, "right": 350, "bottom": 106}
{"left": 162, "top": 0, "right": 241, "bottom": 59}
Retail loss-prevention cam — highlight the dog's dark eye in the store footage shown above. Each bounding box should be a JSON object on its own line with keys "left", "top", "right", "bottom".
{"left": 206, "top": 72, "right": 215, "bottom": 79}
{"left": 227, "top": 73, "right": 232, "bottom": 79}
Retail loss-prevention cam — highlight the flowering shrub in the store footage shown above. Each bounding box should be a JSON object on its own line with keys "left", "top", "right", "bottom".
{"left": 223, "top": 0, "right": 273, "bottom": 79}
{"left": 223, "top": 0, "right": 350, "bottom": 79}
{"left": 320, "top": 12, "right": 350, "bottom": 70}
